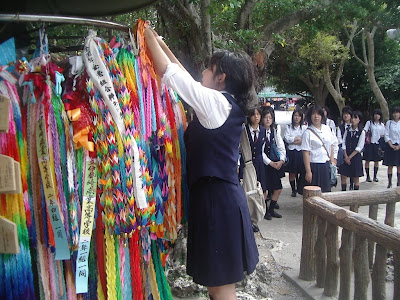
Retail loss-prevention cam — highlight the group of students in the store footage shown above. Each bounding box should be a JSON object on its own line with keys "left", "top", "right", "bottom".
{"left": 244, "top": 104, "right": 400, "bottom": 232}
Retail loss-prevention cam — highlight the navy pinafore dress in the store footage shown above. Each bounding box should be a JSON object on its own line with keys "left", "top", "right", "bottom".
{"left": 185, "top": 93, "right": 259, "bottom": 287}
{"left": 338, "top": 129, "right": 364, "bottom": 177}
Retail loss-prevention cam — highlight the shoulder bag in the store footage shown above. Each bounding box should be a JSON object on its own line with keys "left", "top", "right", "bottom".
{"left": 365, "top": 122, "right": 372, "bottom": 144}
{"left": 307, "top": 127, "right": 337, "bottom": 187}
{"left": 240, "top": 128, "right": 266, "bottom": 224}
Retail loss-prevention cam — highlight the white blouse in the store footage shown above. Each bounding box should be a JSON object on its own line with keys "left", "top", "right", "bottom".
{"left": 384, "top": 120, "right": 400, "bottom": 144}
{"left": 262, "top": 125, "right": 286, "bottom": 165}
{"left": 284, "top": 124, "right": 308, "bottom": 151}
{"left": 336, "top": 122, "right": 351, "bottom": 146}
{"left": 363, "top": 120, "right": 385, "bottom": 144}
{"left": 326, "top": 118, "right": 336, "bottom": 133}
{"left": 162, "top": 63, "right": 231, "bottom": 129}
{"left": 302, "top": 124, "right": 339, "bottom": 163}
{"left": 342, "top": 128, "right": 366, "bottom": 153}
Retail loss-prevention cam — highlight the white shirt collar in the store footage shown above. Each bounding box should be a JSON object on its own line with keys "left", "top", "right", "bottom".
{"left": 249, "top": 125, "right": 259, "bottom": 133}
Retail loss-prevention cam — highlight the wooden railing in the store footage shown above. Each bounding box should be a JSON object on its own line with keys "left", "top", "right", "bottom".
{"left": 299, "top": 186, "right": 400, "bottom": 299}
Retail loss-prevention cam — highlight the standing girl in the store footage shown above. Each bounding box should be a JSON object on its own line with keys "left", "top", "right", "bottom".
{"left": 284, "top": 109, "right": 307, "bottom": 197}
{"left": 383, "top": 106, "right": 400, "bottom": 188}
{"left": 261, "top": 107, "right": 286, "bottom": 220}
{"left": 302, "top": 105, "right": 338, "bottom": 193}
{"left": 338, "top": 111, "right": 365, "bottom": 191}
{"left": 243, "top": 106, "right": 266, "bottom": 232}
{"left": 363, "top": 109, "right": 385, "bottom": 182}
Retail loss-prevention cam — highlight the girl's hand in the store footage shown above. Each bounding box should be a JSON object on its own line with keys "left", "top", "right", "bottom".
{"left": 345, "top": 156, "right": 351, "bottom": 165}
{"left": 395, "top": 145, "right": 400, "bottom": 151}
{"left": 276, "top": 160, "right": 284, "bottom": 170}
{"left": 305, "top": 171, "right": 312, "bottom": 183}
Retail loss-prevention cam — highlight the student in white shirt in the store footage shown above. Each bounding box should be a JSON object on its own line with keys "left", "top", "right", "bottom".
{"left": 322, "top": 106, "right": 336, "bottom": 133}
{"left": 338, "top": 111, "right": 365, "bottom": 190}
{"left": 302, "top": 105, "right": 338, "bottom": 193}
{"left": 261, "top": 107, "right": 286, "bottom": 220}
{"left": 383, "top": 106, "right": 400, "bottom": 188}
{"left": 284, "top": 109, "right": 307, "bottom": 197}
{"left": 144, "top": 25, "right": 258, "bottom": 299}
{"left": 363, "top": 109, "right": 385, "bottom": 182}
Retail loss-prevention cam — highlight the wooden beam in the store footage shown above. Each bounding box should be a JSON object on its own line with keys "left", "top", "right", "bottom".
{"left": 305, "top": 197, "right": 400, "bottom": 251}
{"left": 321, "top": 188, "right": 400, "bottom": 206}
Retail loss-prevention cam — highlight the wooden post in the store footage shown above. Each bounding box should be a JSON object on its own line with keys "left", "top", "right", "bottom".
{"left": 339, "top": 228, "right": 352, "bottom": 300}
{"left": 299, "top": 186, "right": 320, "bottom": 281}
{"left": 372, "top": 202, "right": 397, "bottom": 299}
{"left": 368, "top": 204, "right": 378, "bottom": 268}
{"left": 372, "top": 244, "right": 387, "bottom": 300}
{"left": 394, "top": 250, "right": 400, "bottom": 300}
{"left": 315, "top": 217, "right": 327, "bottom": 288}
{"left": 324, "top": 222, "right": 339, "bottom": 297}
{"left": 353, "top": 235, "right": 369, "bottom": 300}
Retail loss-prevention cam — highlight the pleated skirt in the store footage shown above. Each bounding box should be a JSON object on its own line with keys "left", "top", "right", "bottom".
{"left": 305, "top": 162, "right": 331, "bottom": 193}
{"left": 187, "top": 178, "right": 259, "bottom": 287}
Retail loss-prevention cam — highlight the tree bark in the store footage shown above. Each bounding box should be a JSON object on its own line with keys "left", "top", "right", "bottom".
{"left": 200, "top": 0, "right": 212, "bottom": 57}
{"left": 236, "top": 0, "right": 258, "bottom": 29}
{"left": 300, "top": 74, "right": 329, "bottom": 106}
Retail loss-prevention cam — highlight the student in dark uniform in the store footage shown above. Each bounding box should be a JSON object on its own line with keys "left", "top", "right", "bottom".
{"left": 243, "top": 107, "right": 266, "bottom": 232}
{"left": 337, "top": 106, "right": 354, "bottom": 188}
{"left": 261, "top": 107, "right": 286, "bottom": 220}
{"left": 383, "top": 106, "right": 400, "bottom": 188}
{"left": 363, "top": 109, "right": 385, "bottom": 182}
{"left": 284, "top": 108, "right": 307, "bottom": 197}
{"left": 338, "top": 111, "right": 365, "bottom": 190}
{"left": 145, "top": 27, "right": 258, "bottom": 299}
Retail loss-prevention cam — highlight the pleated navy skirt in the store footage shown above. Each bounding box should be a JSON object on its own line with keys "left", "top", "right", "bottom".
{"left": 383, "top": 143, "right": 400, "bottom": 166}
{"left": 363, "top": 143, "right": 383, "bottom": 162}
{"left": 264, "top": 164, "right": 284, "bottom": 191}
{"left": 285, "top": 149, "right": 305, "bottom": 174}
{"left": 305, "top": 162, "right": 331, "bottom": 193}
{"left": 186, "top": 178, "right": 259, "bottom": 287}
{"left": 338, "top": 153, "right": 364, "bottom": 177}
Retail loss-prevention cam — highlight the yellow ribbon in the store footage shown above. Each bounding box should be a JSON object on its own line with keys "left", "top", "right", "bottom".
{"left": 73, "top": 126, "right": 94, "bottom": 152}
{"left": 67, "top": 108, "right": 81, "bottom": 122}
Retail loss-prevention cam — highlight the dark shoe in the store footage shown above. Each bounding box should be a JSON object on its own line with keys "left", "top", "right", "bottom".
{"left": 252, "top": 224, "right": 260, "bottom": 232}
{"left": 270, "top": 210, "right": 282, "bottom": 218}
{"left": 366, "top": 177, "right": 372, "bottom": 182}
{"left": 275, "top": 203, "right": 280, "bottom": 209}
{"left": 349, "top": 184, "right": 354, "bottom": 190}
{"left": 373, "top": 177, "right": 379, "bottom": 182}
{"left": 387, "top": 183, "right": 392, "bottom": 188}
{"left": 264, "top": 212, "right": 272, "bottom": 220}
{"left": 291, "top": 191, "right": 297, "bottom": 197}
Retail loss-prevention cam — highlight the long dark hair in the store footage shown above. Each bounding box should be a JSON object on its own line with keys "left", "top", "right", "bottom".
{"left": 209, "top": 50, "right": 255, "bottom": 113}
{"left": 372, "top": 109, "right": 383, "bottom": 124}
{"left": 352, "top": 111, "right": 364, "bottom": 130}
{"left": 291, "top": 108, "right": 304, "bottom": 128}
{"left": 261, "top": 106, "right": 276, "bottom": 130}
{"left": 247, "top": 106, "right": 262, "bottom": 125}
{"left": 305, "top": 105, "right": 326, "bottom": 126}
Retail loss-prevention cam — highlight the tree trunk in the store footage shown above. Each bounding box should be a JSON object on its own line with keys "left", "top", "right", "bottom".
{"left": 300, "top": 75, "right": 329, "bottom": 106}
{"left": 323, "top": 65, "right": 345, "bottom": 113}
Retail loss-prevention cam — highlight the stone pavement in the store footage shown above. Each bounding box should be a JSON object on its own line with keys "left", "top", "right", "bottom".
{"left": 172, "top": 164, "right": 399, "bottom": 299}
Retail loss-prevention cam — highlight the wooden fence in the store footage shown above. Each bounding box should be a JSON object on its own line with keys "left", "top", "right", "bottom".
{"left": 299, "top": 186, "right": 400, "bottom": 299}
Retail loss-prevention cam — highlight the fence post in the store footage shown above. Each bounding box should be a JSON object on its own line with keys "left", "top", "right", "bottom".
{"left": 315, "top": 217, "right": 327, "bottom": 288}
{"left": 338, "top": 228, "right": 352, "bottom": 300}
{"left": 299, "top": 186, "right": 320, "bottom": 281}
{"left": 353, "top": 235, "right": 370, "bottom": 300}
{"left": 368, "top": 204, "right": 378, "bottom": 269}
{"left": 324, "top": 222, "right": 339, "bottom": 297}
{"left": 394, "top": 250, "right": 400, "bottom": 300}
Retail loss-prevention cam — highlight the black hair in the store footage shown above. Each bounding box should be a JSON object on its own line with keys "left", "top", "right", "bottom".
{"left": 261, "top": 106, "right": 276, "bottom": 129}
{"left": 392, "top": 106, "right": 400, "bottom": 115}
{"left": 352, "top": 110, "right": 363, "bottom": 130}
{"left": 305, "top": 105, "right": 326, "bottom": 126}
{"left": 322, "top": 106, "right": 331, "bottom": 117}
{"left": 372, "top": 109, "right": 383, "bottom": 124}
{"left": 291, "top": 108, "right": 304, "bottom": 128}
{"left": 247, "top": 106, "right": 262, "bottom": 125}
{"left": 209, "top": 50, "right": 255, "bottom": 113}
{"left": 341, "top": 106, "right": 353, "bottom": 119}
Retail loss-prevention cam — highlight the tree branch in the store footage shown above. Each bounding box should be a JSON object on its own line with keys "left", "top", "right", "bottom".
{"left": 236, "top": 0, "right": 258, "bottom": 29}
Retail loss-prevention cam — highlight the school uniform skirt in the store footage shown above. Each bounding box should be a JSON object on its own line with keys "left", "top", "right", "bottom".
{"left": 306, "top": 161, "right": 331, "bottom": 193}
{"left": 264, "top": 164, "right": 284, "bottom": 191}
{"left": 253, "top": 159, "right": 267, "bottom": 192}
{"left": 339, "top": 153, "right": 364, "bottom": 177}
{"left": 363, "top": 143, "right": 383, "bottom": 162}
{"left": 383, "top": 143, "right": 400, "bottom": 166}
{"left": 286, "top": 149, "right": 305, "bottom": 174}
{"left": 187, "top": 178, "right": 259, "bottom": 287}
